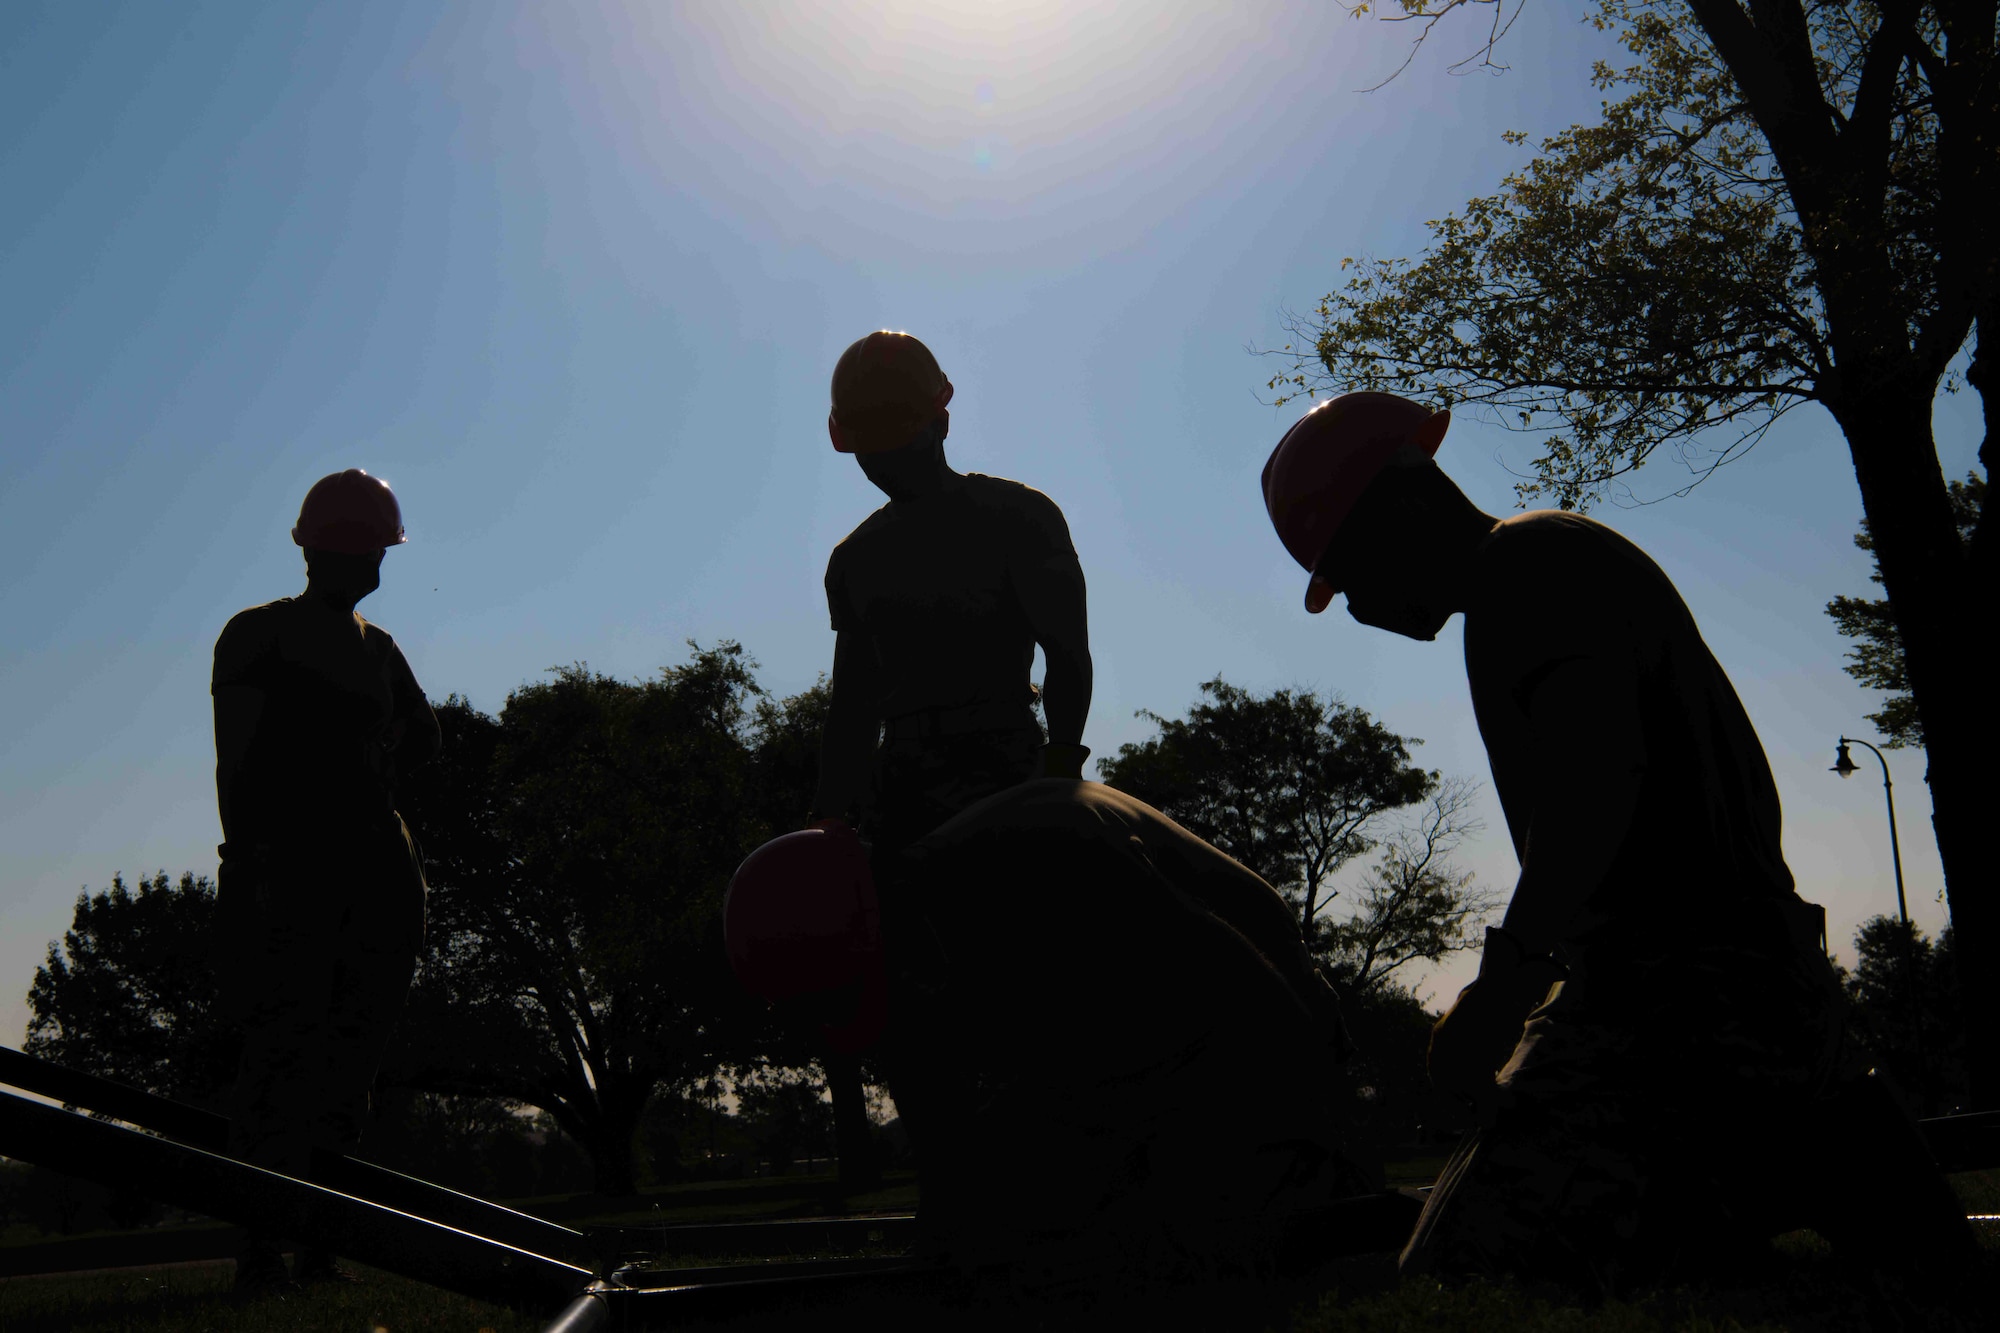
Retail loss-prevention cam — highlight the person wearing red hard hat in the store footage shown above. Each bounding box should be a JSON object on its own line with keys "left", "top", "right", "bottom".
{"left": 810, "top": 331, "right": 1093, "bottom": 857}
{"left": 727, "top": 780, "right": 1412, "bottom": 1284}
{"left": 210, "top": 469, "right": 438, "bottom": 1289}
{"left": 1261, "top": 395, "right": 1972, "bottom": 1290}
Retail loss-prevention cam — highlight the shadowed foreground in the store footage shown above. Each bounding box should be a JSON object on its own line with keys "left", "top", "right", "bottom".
{"left": 5, "top": 1223, "right": 1996, "bottom": 1333}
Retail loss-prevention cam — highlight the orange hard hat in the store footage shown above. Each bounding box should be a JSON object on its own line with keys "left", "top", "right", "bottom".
{"left": 723, "top": 825, "right": 888, "bottom": 1054}
{"left": 828, "top": 331, "right": 955, "bottom": 455}
{"left": 1261, "top": 392, "right": 1449, "bottom": 575}
{"left": 292, "top": 470, "right": 407, "bottom": 554}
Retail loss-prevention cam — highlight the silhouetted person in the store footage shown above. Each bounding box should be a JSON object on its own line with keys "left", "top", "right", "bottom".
{"left": 211, "top": 469, "right": 437, "bottom": 1288}
{"left": 1261, "top": 393, "right": 1975, "bottom": 1292}
{"left": 727, "top": 781, "right": 1409, "bottom": 1288}
{"left": 809, "top": 331, "right": 1093, "bottom": 856}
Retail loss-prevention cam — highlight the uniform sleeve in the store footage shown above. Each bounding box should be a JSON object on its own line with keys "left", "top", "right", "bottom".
{"left": 211, "top": 609, "right": 277, "bottom": 694}
{"left": 381, "top": 633, "right": 433, "bottom": 729}
{"left": 1006, "top": 488, "right": 1085, "bottom": 604}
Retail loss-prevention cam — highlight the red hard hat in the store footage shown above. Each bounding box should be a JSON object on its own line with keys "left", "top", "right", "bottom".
{"left": 828, "top": 331, "right": 954, "bottom": 455}
{"left": 292, "top": 470, "right": 407, "bottom": 554}
{"left": 723, "top": 825, "right": 888, "bottom": 1054}
{"left": 1260, "top": 392, "right": 1450, "bottom": 576}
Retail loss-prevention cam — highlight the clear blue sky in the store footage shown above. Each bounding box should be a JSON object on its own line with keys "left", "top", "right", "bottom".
{"left": 2, "top": 1, "right": 1980, "bottom": 1051}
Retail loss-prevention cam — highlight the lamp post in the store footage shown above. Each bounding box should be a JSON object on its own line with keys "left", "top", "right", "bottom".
{"left": 1832, "top": 734, "right": 1931, "bottom": 1107}
{"left": 1830, "top": 736, "right": 1909, "bottom": 928}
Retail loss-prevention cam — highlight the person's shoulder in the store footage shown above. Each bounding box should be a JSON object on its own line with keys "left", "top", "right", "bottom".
{"left": 213, "top": 599, "right": 293, "bottom": 681}
{"left": 826, "top": 503, "right": 897, "bottom": 564}
{"left": 1496, "top": 506, "right": 1648, "bottom": 556}
{"left": 964, "top": 472, "right": 1062, "bottom": 512}
{"left": 355, "top": 614, "right": 400, "bottom": 653}
{"left": 964, "top": 474, "right": 1073, "bottom": 543}
{"left": 1472, "top": 511, "right": 1682, "bottom": 667}
{"left": 1483, "top": 511, "right": 1667, "bottom": 588}
{"left": 217, "top": 597, "right": 295, "bottom": 645}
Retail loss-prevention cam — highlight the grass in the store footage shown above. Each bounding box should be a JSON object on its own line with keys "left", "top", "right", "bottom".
{"left": 0, "top": 1261, "right": 545, "bottom": 1333}
{"left": 4, "top": 1171, "right": 1996, "bottom": 1331}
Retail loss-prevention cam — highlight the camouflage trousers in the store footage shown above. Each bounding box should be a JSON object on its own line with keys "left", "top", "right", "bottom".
{"left": 867, "top": 725, "right": 1041, "bottom": 857}
{"left": 217, "top": 819, "right": 426, "bottom": 1176}
{"left": 1401, "top": 934, "right": 1845, "bottom": 1291}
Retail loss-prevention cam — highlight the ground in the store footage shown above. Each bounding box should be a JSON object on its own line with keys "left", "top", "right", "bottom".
{"left": 2, "top": 1168, "right": 1994, "bottom": 1331}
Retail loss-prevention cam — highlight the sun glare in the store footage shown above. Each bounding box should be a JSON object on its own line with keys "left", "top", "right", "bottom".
{"left": 605, "top": 1, "right": 1287, "bottom": 219}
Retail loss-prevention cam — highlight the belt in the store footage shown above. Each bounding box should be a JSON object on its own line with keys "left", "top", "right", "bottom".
{"left": 881, "top": 702, "right": 1040, "bottom": 741}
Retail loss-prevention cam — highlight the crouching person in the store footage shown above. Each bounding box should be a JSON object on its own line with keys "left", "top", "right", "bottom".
{"left": 1259, "top": 392, "right": 1976, "bottom": 1294}
{"left": 726, "top": 779, "right": 1409, "bottom": 1288}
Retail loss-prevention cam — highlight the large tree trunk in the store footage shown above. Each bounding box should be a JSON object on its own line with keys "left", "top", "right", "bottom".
{"left": 576, "top": 1071, "right": 654, "bottom": 1197}
{"left": 1837, "top": 383, "right": 2000, "bottom": 1109}
{"left": 826, "top": 1052, "right": 879, "bottom": 1191}
{"left": 583, "top": 1103, "right": 642, "bottom": 1197}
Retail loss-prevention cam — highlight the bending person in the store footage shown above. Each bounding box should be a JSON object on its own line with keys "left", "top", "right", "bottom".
{"left": 727, "top": 780, "right": 1402, "bottom": 1287}
{"left": 1259, "top": 393, "right": 1974, "bottom": 1292}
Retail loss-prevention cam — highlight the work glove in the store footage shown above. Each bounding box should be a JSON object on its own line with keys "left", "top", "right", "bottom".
{"left": 1427, "top": 927, "right": 1566, "bottom": 1102}
{"left": 1032, "top": 742, "right": 1091, "bottom": 781}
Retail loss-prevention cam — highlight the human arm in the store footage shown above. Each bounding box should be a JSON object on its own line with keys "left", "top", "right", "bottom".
{"left": 1015, "top": 497, "right": 1093, "bottom": 762}
{"left": 1429, "top": 654, "right": 1645, "bottom": 1096}
{"left": 211, "top": 614, "right": 270, "bottom": 850}
{"left": 383, "top": 641, "right": 441, "bottom": 775}
{"left": 213, "top": 685, "right": 264, "bottom": 850}
{"left": 810, "top": 628, "right": 883, "bottom": 825}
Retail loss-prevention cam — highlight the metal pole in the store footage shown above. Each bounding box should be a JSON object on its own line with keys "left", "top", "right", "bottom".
{"left": 1841, "top": 735, "right": 1930, "bottom": 1107}
{"left": 0, "top": 1089, "right": 593, "bottom": 1310}
{"left": 1842, "top": 736, "right": 1909, "bottom": 926}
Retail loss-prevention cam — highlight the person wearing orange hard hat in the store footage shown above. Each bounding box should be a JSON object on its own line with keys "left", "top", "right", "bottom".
{"left": 1260, "top": 394, "right": 1973, "bottom": 1291}
{"left": 809, "top": 331, "right": 1093, "bottom": 856}
{"left": 211, "top": 469, "right": 438, "bottom": 1289}
{"left": 726, "top": 781, "right": 1408, "bottom": 1284}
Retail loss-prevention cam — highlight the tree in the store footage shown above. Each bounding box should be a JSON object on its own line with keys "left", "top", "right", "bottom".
{"left": 1282, "top": 0, "right": 2000, "bottom": 1104}
{"left": 392, "top": 644, "right": 769, "bottom": 1194}
{"left": 1826, "top": 471, "right": 1986, "bottom": 746}
{"left": 25, "top": 871, "right": 235, "bottom": 1107}
{"left": 731, "top": 1063, "right": 837, "bottom": 1177}
{"left": 1844, "top": 915, "right": 1966, "bottom": 1115}
{"left": 1314, "top": 778, "right": 1504, "bottom": 997}
{"left": 1098, "top": 677, "right": 1437, "bottom": 935}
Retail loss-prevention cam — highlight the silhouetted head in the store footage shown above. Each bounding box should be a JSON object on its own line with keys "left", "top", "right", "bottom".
{"left": 303, "top": 547, "right": 385, "bottom": 607}
{"left": 827, "top": 331, "right": 954, "bottom": 456}
{"left": 1309, "top": 458, "right": 1491, "bottom": 640}
{"left": 1261, "top": 393, "right": 1495, "bottom": 640}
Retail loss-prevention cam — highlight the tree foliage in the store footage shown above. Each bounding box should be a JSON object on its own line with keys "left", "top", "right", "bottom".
{"left": 1281, "top": 0, "right": 1989, "bottom": 507}
{"left": 1314, "top": 778, "right": 1504, "bottom": 996}
{"left": 1843, "top": 915, "right": 1966, "bottom": 1114}
{"left": 1097, "top": 677, "right": 1437, "bottom": 932}
{"left": 393, "top": 644, "right": 773, "bottom": 1194}
{"left": 25, "top": 871, "right": 235, "bottom": 1106}
{"left": 1097, "top": 678, "right": 1496, "bottom": 998}
{"left": 1825, "top": 471, "right": 1985, "bottom": 746}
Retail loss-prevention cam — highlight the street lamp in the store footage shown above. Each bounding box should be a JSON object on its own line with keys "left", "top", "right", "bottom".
{"left": 1833, "top": 733, "right": 1934, "bottom": 1108}
{"left": 1831, "top": 736, "right": 1909, "bottom": 928}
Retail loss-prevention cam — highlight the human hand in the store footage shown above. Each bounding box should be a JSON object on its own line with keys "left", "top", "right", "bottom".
{"left": 1033, "top": 742, "right": 1091, "bottom": 781}
{"left": 1426, "top": 928, "right": 1564, "bottom": 1098}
